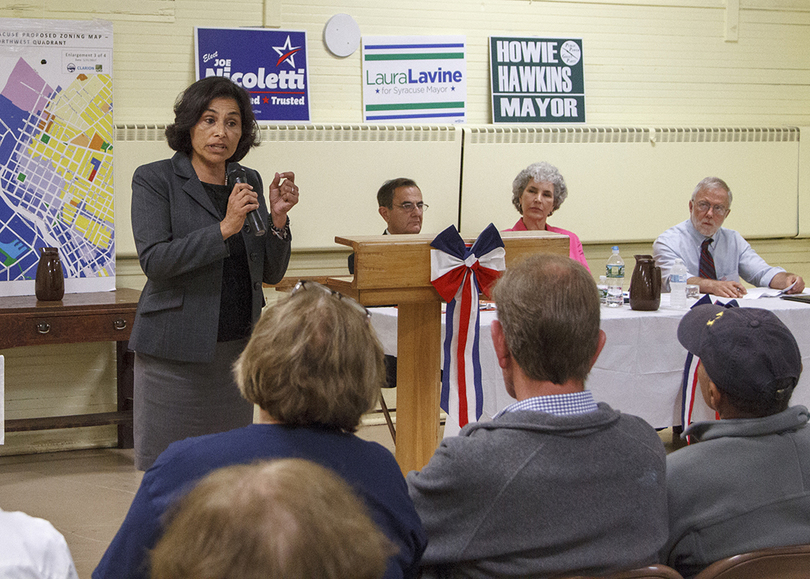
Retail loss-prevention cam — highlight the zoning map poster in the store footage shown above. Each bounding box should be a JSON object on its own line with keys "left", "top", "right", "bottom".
{"left": 362, "top": 36, "right": 466, "bottom": 123}
{"left": 490, "top": 36, "right": 584, "bottom": 123}
{"left": 195, "top": 27, "right": 310, "bottom": 122}
{"left": 0, "top": 18, "right": 114, "bottom": 297}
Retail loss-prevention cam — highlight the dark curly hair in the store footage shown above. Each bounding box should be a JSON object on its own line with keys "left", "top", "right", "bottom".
{"left": 165, "top": 77, "right": 261, "bottom": 163}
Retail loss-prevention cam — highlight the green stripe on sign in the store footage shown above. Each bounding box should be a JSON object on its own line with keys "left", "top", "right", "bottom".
{"left": 366, "top": 102, "right": 465, "bottom": 111}
{"left": 365, "top": 53, "right": 464, "bottom": 61}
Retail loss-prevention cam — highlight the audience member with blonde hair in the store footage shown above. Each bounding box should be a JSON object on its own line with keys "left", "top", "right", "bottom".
{"left": 150, "top": 459, "right": 395, "bottom": 579}
{"left": 94, "top": 281, "right": 426, "bottom": 579}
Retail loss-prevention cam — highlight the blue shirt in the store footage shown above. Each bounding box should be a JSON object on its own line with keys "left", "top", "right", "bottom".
{"left": 653, "top": 219, "right": 784, "bottom": 289}
{"left": 496, "top": 390, "right": 598, "bottom": 418}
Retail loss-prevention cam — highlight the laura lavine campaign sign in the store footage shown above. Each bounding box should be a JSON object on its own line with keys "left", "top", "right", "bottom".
{"left": 362, "top": 36, "right": 466, "bottom": 123}
{"left": 195, "top": 27, "right": 310, "bottom": 122}
{"left": 490, "top": 37, "right": 584, "bottom": 123}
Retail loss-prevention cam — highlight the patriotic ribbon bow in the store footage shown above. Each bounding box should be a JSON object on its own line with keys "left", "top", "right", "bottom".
{"left": 430, "top": 224, "right": 506, "bottom": 429}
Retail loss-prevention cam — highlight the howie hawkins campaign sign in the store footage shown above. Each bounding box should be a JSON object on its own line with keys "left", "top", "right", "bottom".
{"left": 195, "top": 27, "right": 310, "bottom": 122}
{"left": 490, "top": 37, "right": 584, "bottom": 123}
{"left": 362, "top": 35, "right": 466, "bottom": 123}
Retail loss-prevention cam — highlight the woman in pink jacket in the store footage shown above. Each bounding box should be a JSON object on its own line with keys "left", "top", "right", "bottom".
{"left": 505, "top": 162, "right": 590, "bottom": 272}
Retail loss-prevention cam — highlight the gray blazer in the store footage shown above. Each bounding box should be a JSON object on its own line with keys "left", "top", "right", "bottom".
{"left": 128, "top": 152, "right": 291, "bottom": 363}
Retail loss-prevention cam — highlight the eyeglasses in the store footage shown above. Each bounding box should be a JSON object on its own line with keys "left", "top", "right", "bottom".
{"left": 394, "top": 202, "right": 428, "bottom": 213}
{"left": 695, "top": 201, "right": 728, "bottom": 217}
{"left": 291, "top": 280, "right": 371, "bottom": 320}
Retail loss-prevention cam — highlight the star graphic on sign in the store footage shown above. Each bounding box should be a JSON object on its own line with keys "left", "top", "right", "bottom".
{"left": 272, "top": 35, "right": 302, "bottom": 68}
{"left": 263, "top": 97, "right": 269, "bottom": 103}
{"left": 376, "top": 89, "right": 380, "bottom": 93}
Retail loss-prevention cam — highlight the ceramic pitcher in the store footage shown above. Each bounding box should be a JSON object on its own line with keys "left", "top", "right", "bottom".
{"left": 35, "top": 247, "right": 65, "bottom": 301}
{"left": 629, "top": 255, "right": 661, "bottom": 311}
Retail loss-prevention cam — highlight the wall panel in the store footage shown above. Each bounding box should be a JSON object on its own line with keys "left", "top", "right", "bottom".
{"left": 460, "top": 126, "right": 800, "bottom": 242}
{"left": 113, "top": 125, "right": 462, "bottom": 255}
{"left": 800, "top": 127, "right": 810, "bottom": 237}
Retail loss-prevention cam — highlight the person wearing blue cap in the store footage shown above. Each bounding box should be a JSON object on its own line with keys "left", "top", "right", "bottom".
{"left": 662, "top": 304, "right": 810, "bottom": 578}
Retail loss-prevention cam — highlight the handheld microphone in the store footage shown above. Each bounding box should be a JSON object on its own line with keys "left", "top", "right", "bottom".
{"left": 227, "top": 162, "right": 266, "bottom": 237}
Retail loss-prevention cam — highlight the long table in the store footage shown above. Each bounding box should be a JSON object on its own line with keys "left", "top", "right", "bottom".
{"left": 370, "top": 288, "right": 810, "bottom": 436}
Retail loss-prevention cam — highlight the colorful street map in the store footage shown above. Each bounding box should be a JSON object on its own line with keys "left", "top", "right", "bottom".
{"left": 0, "top": 18, "right": 114, "bottom": 296}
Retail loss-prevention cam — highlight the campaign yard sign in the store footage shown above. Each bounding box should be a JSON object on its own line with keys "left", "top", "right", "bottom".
{"left": 362, "top": 36, "right": 466, "bottom": 123}
{"left": 490, "top": 37, "right": 584, "bottom": 124}
{"left": 195, "top": 27, "right": 310, "bottom": 122}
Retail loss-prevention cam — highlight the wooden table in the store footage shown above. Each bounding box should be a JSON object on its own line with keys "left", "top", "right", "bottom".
{"left": 0, "top": 288, "right": 140, "bottom": 447}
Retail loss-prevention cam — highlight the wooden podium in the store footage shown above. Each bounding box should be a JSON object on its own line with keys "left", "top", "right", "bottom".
{"left": 327, "top": 230, "right": 569, "bottom": 474}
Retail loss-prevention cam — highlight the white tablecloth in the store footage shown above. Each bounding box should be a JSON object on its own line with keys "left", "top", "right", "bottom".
{"left": 370, "top": 288, "right": 810, "bottom": 436}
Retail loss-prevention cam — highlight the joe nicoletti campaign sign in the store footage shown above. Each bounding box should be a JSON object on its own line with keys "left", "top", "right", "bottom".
{"left": 490, "top": 36, "right": 584, "bottom": 123}
{"left": 195, "top": 27, "right": 310, "bottom": 122}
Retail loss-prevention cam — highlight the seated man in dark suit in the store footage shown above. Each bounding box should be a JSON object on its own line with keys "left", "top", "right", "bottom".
{"left": 663, "top": 304, "right": 810, "bottom": 579}
{"left": 377, "top": 177, "right": 425, "bottom": 235}
{"left": 348, "top": 177, "right": 426, "bottom": 274}
{"left": 407, "top": 254, "right": 668, "bottom": 578}
{"left": 349, "top": 178, "right": 428, "bottom": 396}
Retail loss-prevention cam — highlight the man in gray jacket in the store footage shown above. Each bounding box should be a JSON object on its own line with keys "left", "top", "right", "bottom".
{"left": 407, "top": 254, "right": 668, "bottom": 578}
{"left": 664, "top": 304, "right": 810, "bottom": 578}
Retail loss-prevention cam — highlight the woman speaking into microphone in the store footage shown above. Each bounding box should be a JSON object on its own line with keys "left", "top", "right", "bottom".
{"left": 128, "top": 76, "right": 299, "bottom": 470}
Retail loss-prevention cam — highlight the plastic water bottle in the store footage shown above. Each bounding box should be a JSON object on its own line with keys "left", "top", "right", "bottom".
{"left": 605, "top": 246, "right": 625, "bottom": 308}
{"left": 670, "top": 258, "right": 688, "bottom": 309}
{"left": 598, "top": 275, "right": 608, "bottom": 305}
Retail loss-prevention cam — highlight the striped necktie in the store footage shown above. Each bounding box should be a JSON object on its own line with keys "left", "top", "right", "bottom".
{"left": 699, "top": 238, "right": 717, "bottom": 280}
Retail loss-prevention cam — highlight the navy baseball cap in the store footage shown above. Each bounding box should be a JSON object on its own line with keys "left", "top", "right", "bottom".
{"left": 677, "top": 304, "right": 802, "bottom": 401}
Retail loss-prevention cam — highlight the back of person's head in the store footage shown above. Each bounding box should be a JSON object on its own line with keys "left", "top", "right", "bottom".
{"left": 234, "top": 284, "right": 386, "bottom": 431}
{"left": 377, "top": 177, "right": 418, "bottom": 208}
{"left": 678, "top": 304, "right": 801, "bottom": 417}
{"left": 150, "top": 459, "right": 395, "bottom": 579}
{"left": 492, "top": 254, "right": 600, "bottom": 385}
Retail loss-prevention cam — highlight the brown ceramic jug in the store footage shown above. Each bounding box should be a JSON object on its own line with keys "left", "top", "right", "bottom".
{"left": 35, "top": 247, "right": 65, "bottom": 301}
{"left": 629, "top": 255, "right": 661, "bottom": 311}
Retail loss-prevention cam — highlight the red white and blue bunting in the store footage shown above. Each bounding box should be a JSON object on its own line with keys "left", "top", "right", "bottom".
{"left": 430, "top": 224, "right": 505, "bottom": 429}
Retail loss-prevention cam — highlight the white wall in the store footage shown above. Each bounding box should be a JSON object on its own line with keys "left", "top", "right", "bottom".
{"left": 460, "top": 126, "right": 802, "bottom": 241}
{"left": 2, "top": 0, "right": 809, "bottom": 453}
{"left": 7, "top": 0, "right": 802, "bottom": 251}
{"left": 3, "top": 0, "right": 804, "bottom": 126}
